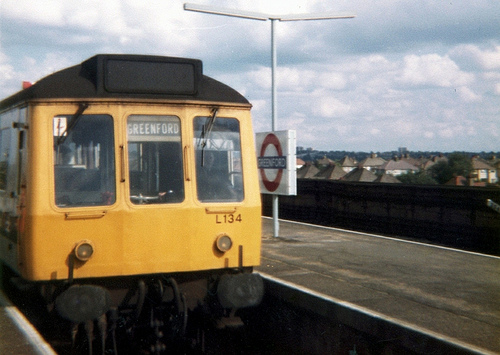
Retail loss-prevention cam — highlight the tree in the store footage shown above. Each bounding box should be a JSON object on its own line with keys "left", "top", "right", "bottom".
{"left": 397, "top": 171, "right": 438, "bottom": 185}
{"left": 430, "top": 153, "right": 473, "bottom": 184}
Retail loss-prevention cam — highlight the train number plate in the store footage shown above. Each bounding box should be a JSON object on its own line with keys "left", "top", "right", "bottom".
{"left": 216, "top": 214, "right": 242, "bottom": 224}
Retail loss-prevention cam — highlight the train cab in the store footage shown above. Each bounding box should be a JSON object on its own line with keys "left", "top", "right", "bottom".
{"left": 0, "top": 55, "right": 263, "bottom": 351}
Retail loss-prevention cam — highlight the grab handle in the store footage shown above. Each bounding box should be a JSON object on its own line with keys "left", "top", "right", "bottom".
{"left": 65, "top": 211, "right": 107, "bottom": 220}
{"left": 183, "top": 145, "right": 191, "bottom": 181}
{"left": 120, "top": 145, "right": 126, "bottom": 182}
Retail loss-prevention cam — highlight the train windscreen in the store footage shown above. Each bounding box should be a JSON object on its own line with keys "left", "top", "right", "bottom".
{"left": 127, "top": 115, "right": 184, "bottom": 204}
{"left": 53, "top": 114, "right": 116, "bottom": 207}
{"left": 194, "top": 116, "right": 243, "bottom": 202}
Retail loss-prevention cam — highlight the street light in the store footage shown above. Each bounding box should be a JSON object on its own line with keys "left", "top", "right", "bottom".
{"left": 184, "top": 3, "right": 355, "bottom": 237}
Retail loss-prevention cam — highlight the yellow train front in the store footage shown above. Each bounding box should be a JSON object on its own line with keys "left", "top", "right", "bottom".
{"left": 0, "top": 54, "right": 263, "bottom": 352}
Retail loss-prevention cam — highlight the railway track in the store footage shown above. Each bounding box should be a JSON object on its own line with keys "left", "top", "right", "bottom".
{"left": 5, "top": 272, "right": 492, "bottom": 354}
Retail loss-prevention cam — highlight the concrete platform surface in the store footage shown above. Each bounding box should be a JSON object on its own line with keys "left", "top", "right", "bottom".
{"left": 257, "top": 217, "right": 500, "bottom": 354}
{"left": 0, "top": 290, "right": 56, "bottom": 355}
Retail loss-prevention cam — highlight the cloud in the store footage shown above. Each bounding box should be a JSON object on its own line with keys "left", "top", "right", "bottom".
{"left": 244, "top": 67, "right": 272, "bottom": 91}
{"left": 275, "top": 66, "right": 347, "bottom": 93}
{"left": 456, "top": 86, "right": 481, "bottom": 102}
{"left": 1, "top": 1, "right": 65, "bottom": 25}
{"left": 1, "top": 0, "right": 499, "bottom": 152}
{"left": 311, "top": 95, "right": 351, "bottom": 118}
{"left": 451, "top": 44, "right": 500, "bottom": 70}
{"left": 495, "top": 83, "right": 500, "bottom": 96}
{"left": 400, "top": 54, "right": 473, "bottom": 87}
{"left": 487, "top": 123, "right": 499, "bottom": 138}
{"left": 424, "top": 131, "right": 434, "bottom": 139}
{"left": 436, "top": 122, "right": 477, "bottom": 140}
{"left": 0, "top": 53, "right": 14, "bottom": 81}
{"left": 317, "top": 71, "right": 347, "bottom": 91}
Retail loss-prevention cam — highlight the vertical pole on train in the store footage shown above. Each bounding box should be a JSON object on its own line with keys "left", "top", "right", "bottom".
{"left": 271, "top": 18, "right": 279, "bottom": 238}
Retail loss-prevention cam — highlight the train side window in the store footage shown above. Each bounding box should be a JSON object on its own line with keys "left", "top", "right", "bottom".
{"left": 53, "top": 115, "right": 116, "bottom": 207}
{"left": 127, "top": 115, "right": 184, "bottom": 204}
{"left": 194, "top": 116, "right": 244, "bottom": 202}
{"left": 0, "top": 129, "right": 10, "bottom": 191}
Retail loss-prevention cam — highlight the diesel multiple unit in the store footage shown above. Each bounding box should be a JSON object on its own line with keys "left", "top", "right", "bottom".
{"left": 0, "top": 54, "right": 263, "bottom": 353}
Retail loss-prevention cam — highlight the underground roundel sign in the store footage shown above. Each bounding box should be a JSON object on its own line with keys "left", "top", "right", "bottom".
{"left": 256, "top": 130, "right": 296, "bottom": 195}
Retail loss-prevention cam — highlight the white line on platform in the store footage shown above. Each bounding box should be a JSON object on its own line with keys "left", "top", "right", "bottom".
{"left": 0, "top": 290, "right": 57, "bottom": 355}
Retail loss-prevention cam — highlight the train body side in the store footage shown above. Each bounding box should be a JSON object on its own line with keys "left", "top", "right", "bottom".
{"left": 0, "top": 105, "right": 28, "bottom": 273}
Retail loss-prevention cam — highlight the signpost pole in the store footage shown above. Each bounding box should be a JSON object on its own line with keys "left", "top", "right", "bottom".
{"left": 271, "top": 18, "right": 279, "bottom": 237}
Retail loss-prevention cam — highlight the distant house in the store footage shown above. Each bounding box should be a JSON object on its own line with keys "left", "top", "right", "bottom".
{"left": 339, "top": 156, "right": 357, "bottom": 173}
{"left": 374, "top": 173, "right": 402, "bottom": 183}
{"left": 314, "top": 164, "right": 347, "bottom": 180}
{"left": 341, "top": 167, "right": 377, "bottom": 182}
{"left": 445, "top": 175, "right": 486, "bottom": 187}
{"left": 359, "top": 153, "right": 386, "bottom": 171}
{"left": 316, "top": 156, "right": 335, "bottom": 167}
{"left": 489, "top": 156, "right": 500, "bottom": 182}
{"left": 296, "top": 158, "right": 306, "bottom": 170}
{"left": 422, "top": 154, "right": 448, "bottom": 171}
{"left": 471, "top": 157, "right": 497, "bottom": 183}
{"left": 376, "top": 158, "right": 419, "bottom": 176}
{"left": 421, "top": 159, "right": 435, "bottom": 171}
{"left": 488, "top": 155, "right": 500, "bottom": 169}
{"left": 400, "top": 154, "right": 425, "bottom": 169}
{"left": 297, "top": 163, "right": 320, "bottom": 179}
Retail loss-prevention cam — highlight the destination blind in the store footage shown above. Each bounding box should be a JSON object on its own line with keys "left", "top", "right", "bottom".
{"left": 127, "top": 115, "right": 180, "bottom": 142}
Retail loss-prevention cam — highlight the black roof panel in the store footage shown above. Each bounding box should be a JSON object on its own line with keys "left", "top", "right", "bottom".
{"left": 1, "top": 54, "right": 249, "bottom": 109}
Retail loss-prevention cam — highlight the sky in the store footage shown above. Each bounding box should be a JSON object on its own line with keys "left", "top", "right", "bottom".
{"left": 1, "top": 0, "right": 499, "bottom": 153}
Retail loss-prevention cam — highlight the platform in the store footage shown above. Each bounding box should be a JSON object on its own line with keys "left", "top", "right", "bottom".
{"left": 0, "top": 290, "right": 56, "bottom": 355}
{"left": 257, "top": 217, "right": 500, "bottom": 354}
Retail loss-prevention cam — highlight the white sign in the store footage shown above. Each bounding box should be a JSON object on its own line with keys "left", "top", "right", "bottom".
{"left": 255, "top": 130, "right": 296, "bottom": 195}
{"left": 53, "top": 117, "right": 67, "bottom": 137}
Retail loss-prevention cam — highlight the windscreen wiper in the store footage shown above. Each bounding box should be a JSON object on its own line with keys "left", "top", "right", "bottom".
{"left": 57, "top": 103, "right": 89, "bottom": 145}
{"left": 199, "top": 107, "right": 218, "bottom": 166}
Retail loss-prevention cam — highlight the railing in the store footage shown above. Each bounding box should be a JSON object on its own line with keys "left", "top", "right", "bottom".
{"left": 262, "top": 180, "right": 500, "bottom": 255}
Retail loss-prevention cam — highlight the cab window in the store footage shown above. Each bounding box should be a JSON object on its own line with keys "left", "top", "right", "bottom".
{"left": 53, "top": 115, "right": 116, "bottom": 207}
{"left": 127, "top": 115, "right": 184, "bottom": 204}
{"left": 194, "top": 116, "right": 243, "bottom": 202}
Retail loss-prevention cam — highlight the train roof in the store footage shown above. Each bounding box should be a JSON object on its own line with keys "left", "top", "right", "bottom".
{"left": 0, "top": 54, "right": 249, "bottom": 110}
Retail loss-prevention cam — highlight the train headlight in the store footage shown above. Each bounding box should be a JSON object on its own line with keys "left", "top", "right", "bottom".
{"left": 215, "top": 234, "right": 233, "bottom": 253}
{"left": 74, "top": 240, "right": 94, "bottom": 261}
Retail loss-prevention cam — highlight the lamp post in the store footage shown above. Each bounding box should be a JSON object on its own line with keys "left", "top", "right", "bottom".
{"left": 184, "top": 3, "right": 355, "bottom": 237}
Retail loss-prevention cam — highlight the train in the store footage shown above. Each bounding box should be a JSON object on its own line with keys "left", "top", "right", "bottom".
{"left": 0, "top": 54, "right": 263, "bottom": 353}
